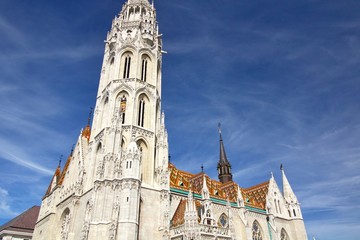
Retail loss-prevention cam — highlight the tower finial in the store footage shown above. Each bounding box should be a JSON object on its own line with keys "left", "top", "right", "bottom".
{"left": 218, "top": 122, "right": 222, "bottom": 140}
{"left": 201, "top": 164, "right": 204, "bottom": 173}
{"left": 58, "top": 154, "right": 63, "bottom": 168}
{"left": 280, "top": 163, "right": 284, "bottom": 171}
{"left": 88, "top": 107, "right": 93, "bottom": 125}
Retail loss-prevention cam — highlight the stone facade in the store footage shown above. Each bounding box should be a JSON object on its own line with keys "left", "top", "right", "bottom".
{"left": 33, "top": 0, "right": 308, "bottom": 239}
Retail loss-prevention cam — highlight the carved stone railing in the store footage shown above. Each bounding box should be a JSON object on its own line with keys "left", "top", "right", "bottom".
{"left": 169, "top": 225, "right": 185, "bottom": 237}
{"left": 169, "top": 224, "right": 231, "bottom": 239}
{"left": 199, "top": 224, "right": 230, "bottom": 236}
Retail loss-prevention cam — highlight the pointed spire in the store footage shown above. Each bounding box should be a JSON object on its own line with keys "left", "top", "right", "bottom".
{"left": 217, "top": 123, "right": 232, "bottom": 183}
{"left": 218, "top": 123, "right": 229, "bottom": 165}
{"left": 237, "top": 185, "right": 244, "bottom": 207}
{"left": 202, "top": 175, "right": 210, "bottom": 200}
{"left": 281, "top": 164, "right": 298, "bottom": 203}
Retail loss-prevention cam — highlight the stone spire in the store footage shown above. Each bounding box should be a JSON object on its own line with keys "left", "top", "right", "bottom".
{"left": 217, "top": 124, "right": 233, "bottom": 183}
{"left": 202, "top": 175, "right": 210, "bottom": 200}
{"left": 281, "top": 165, "right": 298, "bottom": 204}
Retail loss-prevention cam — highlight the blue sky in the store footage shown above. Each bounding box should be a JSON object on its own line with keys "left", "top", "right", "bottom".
{"left": 0, "top": 0, "right": 359, "bottom": 239}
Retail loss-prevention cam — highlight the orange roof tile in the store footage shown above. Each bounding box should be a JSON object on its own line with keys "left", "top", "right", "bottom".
{"left": 44, "top": 165, "right": 61, "bottom": 197}
{"left": 171, "top": 199, "right": 201, "bottom": 227}
{"left": 242, "top": 181, "right": 269, "bottom": 210}
{"left": 58, "top": 154, "right": 73, "bottom": 185}
{"left": 169, "top": 163, "right": 270, "bottom": 210}
{"left": 82, "top": 124, "right": 91, "bottom": 141}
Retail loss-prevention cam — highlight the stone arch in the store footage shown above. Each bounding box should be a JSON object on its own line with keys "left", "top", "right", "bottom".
{"left": 108, "top": 51, "right": 116, "bottom": 64}
{"left": 97, "top": 91, "right": 110, "bottom": 130}
{"left": 136, "top": 93, "right": 151, "bottom": 128}
{"left": 128, "top": 7, "right": 135, "bottom": 20}
{"left": 252, "top": 220, "right": 263, "bottom": 240}
{"left": 139, "top": 53, "right": 152, "bottom": 82}
{"left": 115, "top": 90, "right": 130, "bottom": 124}
{"left": 60, "top": 208, "right": 71, "bottom": 240}
{"left": 135, "top": 87, "right": 154, "bottom": 101}
{"left": 120, "top": 50, "right": 134, "bottom": 79}
{"left": 280, "top": 228, "right": 290, "bottom": 240}
{"left": 136, "top": 138, "right": 149, "bottom": 182}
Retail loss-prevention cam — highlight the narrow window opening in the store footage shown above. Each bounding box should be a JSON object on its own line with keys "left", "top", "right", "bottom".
{"left": 141, "top": 59, "right": 148, "bottom": 82}
{"left": 138, "top": 98, "right": 145, "bottom": 127}
{"left": 278, "top": 200, "right": 282, "bottom": 214}
{"left": 120, "top": 95, "right": 127, "bottom": 124}
{"left": 293, "top": 209, "right": 296, "bottom": 217}
{"left": 123, "top": 56, "right": 131, "bottom": 78}
{"left": 127, "top": 197, "right": 129, "bottom": 202}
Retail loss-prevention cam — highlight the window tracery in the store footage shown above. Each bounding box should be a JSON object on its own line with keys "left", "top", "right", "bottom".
{"left": 252, "top": 221, "right": 263, "bottom": 240}
{"left": 60, "top": 209, "right": 71, "bottom": 240}
{"left": 218, "top": 213, "right": 228, "bottom": 228}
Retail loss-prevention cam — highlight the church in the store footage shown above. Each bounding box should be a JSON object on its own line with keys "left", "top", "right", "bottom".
{"left": 33, "top": 0, "right": 308, "bottom": 239}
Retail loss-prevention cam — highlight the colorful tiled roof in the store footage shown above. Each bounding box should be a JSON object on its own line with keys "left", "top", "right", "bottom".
{"left": 44, "top": 165, "right": 61, "bottom": 196}
{"left": 171, "top": 199, "right": 201, "bottom": 227}
{"left": 169, "top": 163, "right": 269, "bottom": 210}
{"left": 58, "top": 153, "right": 73, "bottom": 185}
{"left": 44, "top": 152, "right": 72, "bottom": 197}
{"left": 82, "top": 124, "right": 91, "bottom": 141}
{"left": 0, "top": 206, "right": 40, "bottom": 233}
{"left": 242, "top": 181, "right": 269, "bottom": 210}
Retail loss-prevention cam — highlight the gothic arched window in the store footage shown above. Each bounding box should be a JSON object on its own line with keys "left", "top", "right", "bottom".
{"left": 138, "top": 97, "right": 145, "bottom": 127}
{"left": 141, "top": 59, "right": 148, "bottom": 81}
{"left": 280, "top": 228, "right": 290, "bottom": 240}
{"left": 60, "top": 208, "right": 71, "bottom": 240}
{"left": 120, "top": 95, "right": 127, "bottom": 124}
{"left": 252, "top": 221, "right": 263, "bottom": 240}
{"left": 96, "top": 142, "right": 102, "bottom": 153}
{"left": 123, "top": 55, "right": 131, "bottom": 78}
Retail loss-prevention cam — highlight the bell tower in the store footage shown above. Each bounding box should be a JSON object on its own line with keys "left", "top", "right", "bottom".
{"left": 89, "top": 0, "right": 167, "bottom": 188}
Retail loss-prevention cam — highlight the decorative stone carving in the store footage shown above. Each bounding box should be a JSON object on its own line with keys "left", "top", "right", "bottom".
{"left": 109, "top": 222, "right": 117, "bottom": 240}
{"left": 60, "top": 213, "right": 71, "bottom": 240}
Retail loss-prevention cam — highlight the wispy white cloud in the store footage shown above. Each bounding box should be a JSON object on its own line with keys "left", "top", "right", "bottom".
{"left": 0, "top": 139, "right": 53, "bottom": 175}
{"left": 0, "top": 16, "right": 27, "bottom": 48}
{"left": 0, "top": 187, "right": 19, "bottom": 219}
